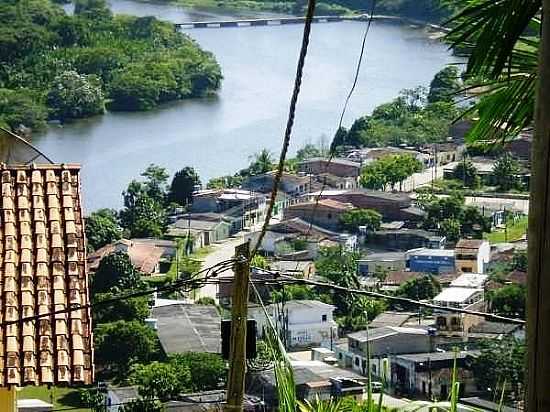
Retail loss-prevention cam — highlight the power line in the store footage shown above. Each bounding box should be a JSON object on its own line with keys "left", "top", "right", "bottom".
{"left": 293, "top": 0, "right": 377, "bottom": 273}
{"left": 0, "top": 259, "right": 237, "bottom": 328}
{"left": 250, "top": 0, "right": 318, "bottom": 258}
{"left": 251, "top": 266, "right": 526, "bottom": 325}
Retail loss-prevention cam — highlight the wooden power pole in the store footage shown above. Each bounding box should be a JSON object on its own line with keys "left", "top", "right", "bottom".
{"left": 527, "top": 0, "right": 550, "bottom": 409}
{"left": 224, "top": 242, "right": 251, "bottom": 412}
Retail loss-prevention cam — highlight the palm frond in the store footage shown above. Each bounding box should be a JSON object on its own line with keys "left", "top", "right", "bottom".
{"left": 465, "top": 73, "right": 536, "bottom": 142}
{"left": 445, "top": 0, "right": 540, "bottom": 78}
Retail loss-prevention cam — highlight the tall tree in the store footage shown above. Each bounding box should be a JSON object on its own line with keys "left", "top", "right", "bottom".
{"left": 452, "top": 158, "right": 479, "bottom": 188}
{"left": 129, "top": 361, "right": 191, "bottom": 401}
{"left": 247, "top": 149, "right": 274, "bottom": 175}
{"left": 92, "top": 251, "right": 142, "bottom": 294}
{"left": 397, "top": 275, "right": 441, "bottom": 301}
{"left": 95, "top": 320, "right": 160, "bottom": 376}
{"left": 141, "top": 164, "right": 169, "bottom": 204}
{"left": 74, "top": 0, "right": 112, "bottom": 20}
{"left": 170, "top": 352, "right": 226, "bottom": 391}
{"left": 85, "top": 208, "right": 122, "bottom": 251}
{"left": 360, "top": 154, "right": 422, "bottom": 191}
{"left": 167, "top": 167, "right": 200, "bottom": 206}
{"left": 47, "top": 71, "right": 104, "bottom": 120}
{"left": 488, "top": 284, "right": 526, "bottom": 319}
{"left": 472, "top": 338, "right": 526, "bottom": 402}
{"left": 339, "top": 209, "right": 382, "bottom": 233}
{"left": 493, "top": 153, "right": 523, "bottom": 191}
{"left": 428, "top": 66, "right": 461, "bottom": 103}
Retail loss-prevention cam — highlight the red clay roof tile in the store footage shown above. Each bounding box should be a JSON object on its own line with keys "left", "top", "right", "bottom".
{"left": 0, "top": 164, "right": 94, "bottom": 386}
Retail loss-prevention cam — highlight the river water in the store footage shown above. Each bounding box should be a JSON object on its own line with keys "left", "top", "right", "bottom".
{"left": 36, "top": 0, "right": 461, "bottom": 211}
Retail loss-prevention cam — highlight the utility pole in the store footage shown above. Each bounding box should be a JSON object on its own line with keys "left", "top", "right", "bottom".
{"left": 528, "top": 0, "right": 550, "bottom": 409}
{"left": 225, "top": 241, "right": 251, "bottom": 412}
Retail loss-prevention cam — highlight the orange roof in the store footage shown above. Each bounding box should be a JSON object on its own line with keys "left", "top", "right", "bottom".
{"left": 0, "top": 165, "right": 93, "bottom": 386}
{"left": 88, "top": 239, "right": 165, "bottom": 274}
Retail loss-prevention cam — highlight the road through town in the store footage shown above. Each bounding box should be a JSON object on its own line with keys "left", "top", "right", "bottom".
{"left": 196, "top": 235, "right": 249, "bottom": 301}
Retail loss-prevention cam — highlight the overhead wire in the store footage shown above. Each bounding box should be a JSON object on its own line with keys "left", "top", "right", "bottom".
{"left": 0, "top": 259, "right": 237, "bottom": 328}
{"left": 292, "top": 0, "right": 378, "bottom": 273}
{"left": 250, "top": 266, "right": 526, "bottom": 325}
{"left": 250, "top": 0, "right": 318, "bottom": 258}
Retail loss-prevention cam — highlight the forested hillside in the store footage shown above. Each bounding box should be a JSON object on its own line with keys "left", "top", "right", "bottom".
{"left": 0, "top": 0, "right": 222, "bottom": 134}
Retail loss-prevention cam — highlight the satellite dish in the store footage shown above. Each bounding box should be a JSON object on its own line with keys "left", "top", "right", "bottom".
{"left": 0, "top": 127, "right": 54, "bottom": 165}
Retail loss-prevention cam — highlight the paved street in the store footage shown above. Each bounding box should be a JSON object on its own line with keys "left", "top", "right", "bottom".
{"left": 195, "top": 235, "right": 248, "bottom": 302}
{"left": 464, "top": 195, "right": 529, "bottom": 214}
{"left": 399, "top": 165, "right": 443, "bottom": 192}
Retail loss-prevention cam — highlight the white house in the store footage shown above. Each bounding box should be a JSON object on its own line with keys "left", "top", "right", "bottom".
{"left": 432, "top": 287, "right": 486, "bottom": 333}
{"left": 249, "top": 300, "right": 338, "bottom": 349}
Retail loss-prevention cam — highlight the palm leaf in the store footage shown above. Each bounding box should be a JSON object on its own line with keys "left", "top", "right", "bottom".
{"left": 445, "top": 0, "right": 540, "bottom": 78}
{"left": 456, "top": 33, "right": 538, "bottom": 142}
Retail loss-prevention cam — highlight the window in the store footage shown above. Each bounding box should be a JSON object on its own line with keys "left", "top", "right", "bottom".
{"left": 322, "top": 314, "right": 327, "bottom": 322}
{"left": 327, "top": 213, "right": 333, "bottom": 219}
{"left": 355, "top": 358, "right": 360, "bottom": 366}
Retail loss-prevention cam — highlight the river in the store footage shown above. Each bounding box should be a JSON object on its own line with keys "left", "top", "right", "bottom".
{"left": 35, "top": 0, "right": 462, "bottom": 211}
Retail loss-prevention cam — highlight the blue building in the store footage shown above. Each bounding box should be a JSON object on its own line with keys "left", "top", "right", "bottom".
{"left": 406, "top": 248, "right": 455, "bottom": 274}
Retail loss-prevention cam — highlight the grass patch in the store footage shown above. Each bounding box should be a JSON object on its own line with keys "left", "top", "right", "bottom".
{"left": 19, "top": 386, "right": 90, "bottom": 412}
{"left": 167, "top": 240, "right": 213, "bottom": 278}
{"left": 485, "top": 216, "right": 528, "bottom": 244}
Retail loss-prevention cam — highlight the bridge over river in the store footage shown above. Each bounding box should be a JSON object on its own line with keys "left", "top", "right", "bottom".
{"left": 175, "top": 14, "right": 367, "bottom": 29}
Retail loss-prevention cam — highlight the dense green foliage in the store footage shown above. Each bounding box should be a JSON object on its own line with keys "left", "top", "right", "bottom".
{"left": 451, "top": 158, "right": 480, "bottom": 189}
{"left": 129, "top": 353, "right": 225, "bottom": 401}
{"left": 487, "top": 284, "right": 526, "bottom": 319}
{"left": 93, "top": 291, "right": 151, "bottom": 324}
{"left": 130, "top": 361, "right": 191, "bottom": 401}
{"left": 417, "top": 191, "right": 492, "bottom": 241}
{"left": 170, "top": 352, "right": 226, "bottom": 391}
{"left": 396, "top": 275, "right": 441, "bottom": 300}
{"left": 0, "top": 88, "right": 48, "bottom": 132}
{"left": 512, "top": 249, "right": 528, "bottom": 272}
{"left": 339, "top": 208, "right": 382, "bottom": 233}
{"left": 472, "top": 338, "right": 525, "bottom": 402}
{"left": 0, "top": 0, "right": 221, "bottom": 132}
{"left": 120, "top": 399, "right": 164, "bottom": 412}
{"left": 332, "top": 87, "right": 460, "bottom": 150}
{"left": 85, "top": 208, "right": 122, "bottom": 251}
{"left": 120, "top": 165, "right": 170, "bottom": 238}
{"left": 272, "top": 284, "right": 321, "bottom": 302}
{"left": 295, "top": 0, "right": 458, "bottom": 22}
{"left": 46, "top": 70, "right": 104, "bottom": 120}
{"left": 94, "top": 320, "right": 160, "bottom": 375}
{"left": 315, "top": 246, "right": 386, "bottom": 332}
{"left": 92, "top": 251, "right": 143, "bottom": 294}
{"left": 168, "top": 167, "right": 200, "bottom": 206}
{"left": 360, "top": 154, "right": 423, "bottom": 191}
{"left": 247, "top": 148, "right": 275, "bottom": 175}
{"left": 206, "top": 174, "right": 243, "bottom": 189}
{"left": 427, "top": 66, "right": 461, "bottom": 103}
{"left": 493, "top": 152, "right": 523, "bottom": 191}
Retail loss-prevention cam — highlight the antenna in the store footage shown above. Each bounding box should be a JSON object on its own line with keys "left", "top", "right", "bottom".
{"left": 0, "top": 128, "right": 54, "bottom": 165}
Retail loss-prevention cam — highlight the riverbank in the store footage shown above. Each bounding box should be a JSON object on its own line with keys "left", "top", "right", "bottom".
{"left": 0, "top": 0, "right": 222, "bottom": 135}
{"left": 135, "top": 0, "right": 354, "bottom": 16}
{"left": 136, "top": 0, "right": 456, "bottom": 24}
{"left": 32, "top": 0, "right": 461, "bottom": 210}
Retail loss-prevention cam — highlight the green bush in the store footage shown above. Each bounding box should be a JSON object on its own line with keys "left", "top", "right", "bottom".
{"left": 46, "top": 70, "right": 105, "bottom": 120}
{"left": 0, "top": 88, "right": 47, "bottom": 132}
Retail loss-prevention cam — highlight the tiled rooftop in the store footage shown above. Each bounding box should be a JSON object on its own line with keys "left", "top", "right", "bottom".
{"left": 0, "top": 164, "right": 93, "bottom": 386}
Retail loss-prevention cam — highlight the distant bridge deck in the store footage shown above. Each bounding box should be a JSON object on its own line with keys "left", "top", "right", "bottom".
{"left": 175, "top": 15, "right": 364, "bottom": 29}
